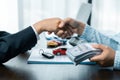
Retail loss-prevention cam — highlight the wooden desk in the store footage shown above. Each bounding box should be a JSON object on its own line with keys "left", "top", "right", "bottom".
{"left": 1, "top": 33, "right": 120, "bottom": 80}
{"left": 0, "top": 53, "right": 120, "bottom": 80}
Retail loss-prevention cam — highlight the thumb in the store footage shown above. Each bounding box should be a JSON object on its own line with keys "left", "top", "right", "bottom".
{"left": 58, "top": 20, "right": 65, "bottom": 28}
{"left": 92, "top": 44, "right": 108, "bottom": 50}
{"left": 90, "top": 55, "right": 103, "bottom": 62}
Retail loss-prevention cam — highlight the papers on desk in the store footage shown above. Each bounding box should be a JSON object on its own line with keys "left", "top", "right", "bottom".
{"left": 27, "top": 48, "right": 95, "bottom": 65}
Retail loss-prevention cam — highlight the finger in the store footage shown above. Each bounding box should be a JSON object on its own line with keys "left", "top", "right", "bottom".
{"left": 54, "top": 29, "right": 65, "bottom": 35}
{"left": 54, "top": 28, "right": 60, "bottom": 34}
{"left": 62, "top": 31, "right": 72, "bottom": 39}
{"left": 64, "top": 18, "right": 79, "bottom": 28}
{"left": 55, "top": 30, "right": 64, "bottom": 37}
{"left": 57, "top": 25, "right": 73, "bottom": 37}
{"left": 58, "top": 20, "right": 65, "bottom": 28}
{"left": 64, "top": 24, "right": 74, "bottom": 36}
{"left": 90, "top": 55, "right": 104, "bottom": 62}
{"left": 95, "top": 61, "right": 104, "bottom": 66}
{"left": 67, "top": 24, "right": 74, "bottom": 32}
{"left": 91, "top": 44, "right": 108, "bottom": 50}
{"left": 60, "top": 31, "right": 68, "bottom": 39}
{"left": 66, "top": 30, "right": 73, "bottom": 38}
{"left": 63, "top": 18, "right": 73, "bottom": 26}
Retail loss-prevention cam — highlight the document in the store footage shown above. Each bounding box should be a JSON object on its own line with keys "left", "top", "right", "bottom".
{"left": 28, "top": 47, "right": 96, "bottom": 65}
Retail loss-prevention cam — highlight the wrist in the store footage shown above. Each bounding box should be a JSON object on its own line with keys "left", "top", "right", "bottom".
{"left": 77, "top": 22, "right": 85, "bottom": 35}
{"left": 33, "top": 22, "right": 43, "bottom": 34}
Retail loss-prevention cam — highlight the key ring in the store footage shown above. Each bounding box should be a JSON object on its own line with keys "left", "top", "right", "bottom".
{"left": 39, "top": 49, "right": 44, "bottom": 55}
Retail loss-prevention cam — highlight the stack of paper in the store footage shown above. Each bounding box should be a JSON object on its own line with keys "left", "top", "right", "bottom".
{"left": 66, "top": 43, "right": 102, "bottom": 65}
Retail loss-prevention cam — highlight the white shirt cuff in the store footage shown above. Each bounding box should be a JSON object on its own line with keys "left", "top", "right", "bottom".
{"left": 31, "top": 25, "right": 40, "bottom": 40}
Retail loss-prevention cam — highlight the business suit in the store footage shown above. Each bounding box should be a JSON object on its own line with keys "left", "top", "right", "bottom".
{"left": 0, "top": 26, "right": 37, "bottom": 63}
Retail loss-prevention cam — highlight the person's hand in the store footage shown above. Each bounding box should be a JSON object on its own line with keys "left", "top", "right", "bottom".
{"left": 33, "top": 18, "right": 64, "bottom": 34}
{"left": 90, "top": 44, "right": 115, "bottom": 67}
{"left": 54, "top": 23, "right": 74, "bottom": 39}
{"left": 56, "top": 18, "right": 86, "bottom": 38}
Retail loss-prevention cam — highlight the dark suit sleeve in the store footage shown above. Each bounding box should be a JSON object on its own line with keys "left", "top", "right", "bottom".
{"left": 0, "top": 31, "right": 11, "bottom": 37}
{"left": 0, "top": 26, "right": 37, "bottom": 63}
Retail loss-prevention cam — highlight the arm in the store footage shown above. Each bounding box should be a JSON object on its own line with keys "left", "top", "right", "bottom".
{"left": 80, "top": 25, "right": 119, "bottom": 51}
{"left": 57, "top": 18, "right": 120, "bottom": 70}
{"left": 80, "top": 25, "right": 120, "bottom": 70}
{"left": 82, "top": 25, "right": 120, "bottom": 70}
{"left": 78, "top": 24, "right": 120, "bottom": 70}
{"left": 0, "top": 26, "right": 37, "bottom": 63}
{"left": 58, "top": 18, "right": 119, "bottom": 50}
{"left": 0, "top": 18, "right": 64, "bottom": 63}
{"left": 0, "top": 31, "right": 11, "bottom": 37}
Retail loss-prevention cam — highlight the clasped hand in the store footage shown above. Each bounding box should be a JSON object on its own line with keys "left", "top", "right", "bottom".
{"left": 33, "top": 17, "right": 85, "bottom": 39}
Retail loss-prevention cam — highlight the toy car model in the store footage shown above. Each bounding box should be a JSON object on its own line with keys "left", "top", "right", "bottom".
{"left": 47, "top": 40, "right": 62, "bottom": 48}
{"left": 53, "top": 48, "right": 67, "bottom": 55}
{"left": 46, "top": 36, "right": 67, "bottom": 47}
{"left": 53, "top": 37, "right": 67, "bottom": 45}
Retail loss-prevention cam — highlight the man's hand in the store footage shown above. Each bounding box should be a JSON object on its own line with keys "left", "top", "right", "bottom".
{"left": 33, "top": 18, "right": 64, "bottom": 34}
{"left": 56, "top": 18, "right": 86, "bottom": 38}
{"left": 90, "top": 44, "right": 115, "bottom": 67}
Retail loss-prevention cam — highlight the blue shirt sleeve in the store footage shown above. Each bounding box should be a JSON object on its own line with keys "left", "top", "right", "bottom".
{"left": 80, "top": 25, "right": 120, "bottom": 70}
{"left": 114, "top": 51, "right": 120, "bottom": 70}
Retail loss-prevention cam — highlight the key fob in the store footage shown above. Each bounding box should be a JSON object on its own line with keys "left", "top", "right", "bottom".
{"left": 42, "top": 52, "right": 54, "bottom": 59}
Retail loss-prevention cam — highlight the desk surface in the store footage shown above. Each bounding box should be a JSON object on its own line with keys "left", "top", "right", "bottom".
{"left": 0, "top": 53, "right": 120, "bottom": 80}
{"left": 1, "top": 33, "right": 120, "bottom": 80}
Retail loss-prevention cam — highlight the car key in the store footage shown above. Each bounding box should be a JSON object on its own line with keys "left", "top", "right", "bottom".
{"left": 42, "top": 52, "right": 54, "bottom": 59}
{"left": 39, "top": 49, "right": 54, "bottom": 59}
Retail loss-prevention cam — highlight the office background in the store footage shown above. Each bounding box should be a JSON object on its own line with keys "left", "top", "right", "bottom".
{"left": 0, "top": 0, "right": 120, "bottom": 35}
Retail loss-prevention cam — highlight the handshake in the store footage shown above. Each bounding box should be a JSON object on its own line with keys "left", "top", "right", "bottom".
{"left": 33, "top": 17, "right": 86, "bottom": 39}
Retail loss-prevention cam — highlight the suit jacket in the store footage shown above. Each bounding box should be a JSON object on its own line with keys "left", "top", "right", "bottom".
{"left": 0, "top": 26, "right": 37, "bottom": 63}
